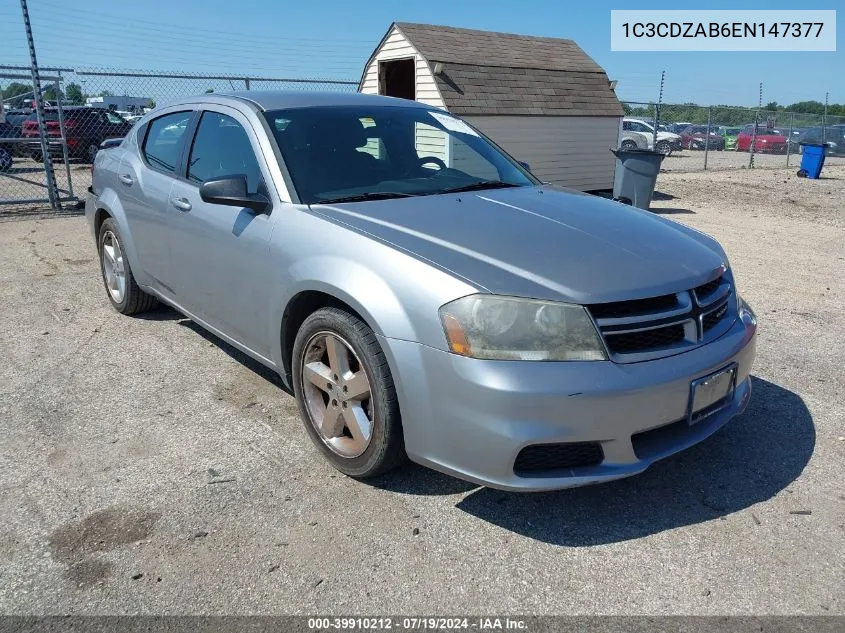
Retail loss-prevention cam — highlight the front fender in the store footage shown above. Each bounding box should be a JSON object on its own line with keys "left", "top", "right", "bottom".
{"left": 91, "top": 188, "right": 151, "bottom": 287}
{"left": 272, "top": 254, "right": 416, "bottom": 352}
{"left": 269, "top": 244, "right": 477, "bottom": 373}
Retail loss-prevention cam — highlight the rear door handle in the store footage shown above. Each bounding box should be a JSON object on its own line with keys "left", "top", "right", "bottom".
{"left": 171, "top": 197, "right": 192, "bottom": 212}
{"left": 118, "top": 174, "right": 133, "bottom": 186}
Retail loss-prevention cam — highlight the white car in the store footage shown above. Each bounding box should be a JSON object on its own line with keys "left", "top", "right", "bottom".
{"left": 622, "top": 118, "right": 681, "bottom": 155}
{"left": 618, "top": 130, "right": 651, "bottom": 150}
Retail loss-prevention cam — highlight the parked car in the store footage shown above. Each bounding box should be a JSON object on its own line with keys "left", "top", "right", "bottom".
{"left": 0, "top": 120, "right": 16, "bottom": 171}
{"left": 0, "top": 111, "right": 30, "bottom": 158}
{"left": 22, "top": 107, "right": 133, "bottom": 163}
{"left": 736, "top": 125, "right": 788, "bottom": 153}
{"left": 668, "top": 122, "right": 694, "bottom": 134}
{"left": 85, "top": 92, "right": 757, "bottom": 491}
{"left": 795, "top": 126, "right": 845, "bottom": 156}
{"left": 618, "top": 129, "right": 650, "bottom": 150}
{"left": 679, "top": 125, "right": 726, "bottom": 151}
{"left": 622, "top": 118, "right": 682, "bottom": 154}
{"left": 716, "top": 126, "right": 742, "bottom": 151}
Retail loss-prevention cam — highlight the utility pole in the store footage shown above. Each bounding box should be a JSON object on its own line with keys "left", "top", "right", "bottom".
{"left": 749, "top": 81, "right": 762, "bottom": 169}
{"left": 20, "top": 0, "right": 60, "bottom": 209}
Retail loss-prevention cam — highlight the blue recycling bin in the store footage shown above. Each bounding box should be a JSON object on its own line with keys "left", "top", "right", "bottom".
{"left": 798, "top": 143, "right": 827, "bottom": 179}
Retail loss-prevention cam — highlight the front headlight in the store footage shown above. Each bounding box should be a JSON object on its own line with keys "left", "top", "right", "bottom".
{"left": 439, "top": 294, "right": 607, "bottom": 361}
{"left": 737, "top": 294, "right": 757, "bottom": 326}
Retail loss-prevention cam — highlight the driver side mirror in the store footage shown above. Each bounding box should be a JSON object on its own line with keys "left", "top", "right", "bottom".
{"left": 518, "top": 161, "right": 531, "bottom": 171}
{"left": 199, "top": 175, "right": 270, "bottom": 213}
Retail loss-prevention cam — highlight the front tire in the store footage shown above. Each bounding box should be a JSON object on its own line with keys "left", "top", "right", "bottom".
{"left": 292, "top": 307, "right": 406, "bottom": 479}
{"left": 620, "top": 140, "right": 637, "bottom": 150}
{"left": 97, "top": 218, "right": 157, "bottom": 315}
{"left": 656, "top": 140, "right": 672, "bottom": 155}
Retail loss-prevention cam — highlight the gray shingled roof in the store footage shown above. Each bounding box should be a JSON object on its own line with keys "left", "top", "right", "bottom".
{"left": 390, "top": 22, "right": 623, "bottom": 117}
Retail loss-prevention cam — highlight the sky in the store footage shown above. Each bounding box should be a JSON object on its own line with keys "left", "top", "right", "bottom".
{"left": 0, "top": 0, "right": 842, "bottom": 107}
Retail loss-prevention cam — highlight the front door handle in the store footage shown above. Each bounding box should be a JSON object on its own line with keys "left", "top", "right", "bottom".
{"left": 171, "top": 197, "right": 192, "bottom": 212}
{"left": 118, "top": 174, "right": 133, "bottom": 186}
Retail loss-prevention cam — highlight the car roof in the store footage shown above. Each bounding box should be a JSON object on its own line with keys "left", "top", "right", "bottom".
{"left": 166, "top": 91, "right": 432, "bottom": 112}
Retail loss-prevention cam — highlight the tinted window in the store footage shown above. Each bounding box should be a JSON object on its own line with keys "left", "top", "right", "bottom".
{"left": 187, "top": 112, "right": 263, "bottom": 194}
{"left": 28, "top": 111, "right": 59, "bottom": 122}
{"left": 143, "top": 111, "right": 192, "bottom": 174}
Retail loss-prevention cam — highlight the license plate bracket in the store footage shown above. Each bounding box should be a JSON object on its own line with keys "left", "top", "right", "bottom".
{"left": 687, "top": 363, "right": 737, "bottom": 426}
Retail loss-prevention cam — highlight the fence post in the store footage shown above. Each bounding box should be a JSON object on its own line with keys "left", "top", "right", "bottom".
{"left": 244, "top": 77, "right": 250, "bottom": 90}
{"left": 822, "top": 92, "right": 827, "bottom": 145}
{"left": 704, "top": 106, "right": 712, "bottom": 170}
{"left": 786, "top": 111, "right": 794, "bottom": 167}
{"left": 20, "top": 0, "right": 60, "bottom": 210}
{"left": 650, "top": 103, "right": 657, "bottom": 149}
{"left": 54, "top": 78, "right": 74, "bottom": 200}
{"left": 749, "top": 110, "right": 759, "bottom": 169}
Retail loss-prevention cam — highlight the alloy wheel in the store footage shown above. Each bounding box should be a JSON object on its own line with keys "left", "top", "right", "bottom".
{"left": 300, "top": 331, "right": 375, "bottom": 458}
{"left": 101, "top": 230, "right": 126, "bottom": 303}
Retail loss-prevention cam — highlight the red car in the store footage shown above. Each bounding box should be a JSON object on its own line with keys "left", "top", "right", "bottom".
{"left": 736, "top": 125, "right": 788, "bottom": 153}
{"left": 22, "top": 107, "right": 132, "bottom": 163}
{"left": 679, "top": 125, "right": 726, "bottom": 150}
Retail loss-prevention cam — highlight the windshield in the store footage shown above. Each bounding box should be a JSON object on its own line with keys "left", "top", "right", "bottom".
{"left": 264, "top": 105, "right": 537, "bottom": 204}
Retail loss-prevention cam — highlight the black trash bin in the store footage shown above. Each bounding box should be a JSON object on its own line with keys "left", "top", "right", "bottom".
{"left": 611, "top": 148, "right": 665, "bottom": 210}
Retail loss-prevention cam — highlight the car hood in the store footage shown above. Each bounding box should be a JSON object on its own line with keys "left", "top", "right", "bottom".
{"left": 309, "top": 186, "right": 727, "bottom": 304}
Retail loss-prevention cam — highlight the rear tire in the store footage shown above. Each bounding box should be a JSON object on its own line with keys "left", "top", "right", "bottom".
{"left": 620, "top": 140, "right": 637, "bottom": 150}
{"left": 97, "top": 217, "right": 157, "bottom": 315}
{"left": 292, "top": 306, "right": 406, "bottom": 479}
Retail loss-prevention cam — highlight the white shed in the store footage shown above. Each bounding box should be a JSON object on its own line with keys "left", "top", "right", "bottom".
{"left": 359, "top": 22, "right": 624, "bottom": 192}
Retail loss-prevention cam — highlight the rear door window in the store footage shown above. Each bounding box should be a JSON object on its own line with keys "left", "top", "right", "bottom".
{"left": 187, "top": 111, "right": 264, "bottom": 194}
{"left": 142, "top": 111, "right": 192, "bottom": 174}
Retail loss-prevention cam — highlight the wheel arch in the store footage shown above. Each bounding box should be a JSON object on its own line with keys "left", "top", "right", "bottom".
{"left": 90, "top": 189, "right": 150, "bottom": 286}
{"left": 278, "top": 281, "right": 404, "bottom": 389}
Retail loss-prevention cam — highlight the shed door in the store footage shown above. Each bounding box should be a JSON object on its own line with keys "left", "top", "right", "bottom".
{"left": 378, "top": 59, "right": 415, "bottom": 100}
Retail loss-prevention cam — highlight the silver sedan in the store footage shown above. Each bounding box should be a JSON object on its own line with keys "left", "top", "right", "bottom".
{"left": 86, "top": 91, "right": 757, "bottom": 491}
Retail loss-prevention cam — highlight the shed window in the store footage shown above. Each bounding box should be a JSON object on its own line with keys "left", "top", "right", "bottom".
{"left": 379, "top": 58, "right": 415, "bottom": 100}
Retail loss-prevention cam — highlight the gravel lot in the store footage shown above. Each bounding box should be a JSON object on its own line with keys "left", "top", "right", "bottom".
{"left": 0, "top": 166, "right": 843, "bottom": 615}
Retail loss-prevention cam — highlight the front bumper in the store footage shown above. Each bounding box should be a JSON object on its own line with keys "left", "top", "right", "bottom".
{"left": 753, "top": 143, "right": 786, "bottom": 153}
{"left": 381, "top": 309, "right": 756, "bottom": 491}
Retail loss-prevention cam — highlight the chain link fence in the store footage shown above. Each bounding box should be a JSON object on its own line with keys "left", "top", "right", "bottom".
{"left": 4, "top": 65, "right": 844, "bottom": 213}
{"left": 622, "top": 101, "right": 845, "bottom": 173}
{"left": 1, "top": 66, "right": 357, "bottom": 214}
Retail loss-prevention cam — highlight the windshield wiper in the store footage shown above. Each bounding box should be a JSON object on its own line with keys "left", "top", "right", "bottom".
{"left": 317, "top": 192, "right": 416, "bottom": 204}
{"left": 437, "top": 181, "right": 520, "bottom": 194}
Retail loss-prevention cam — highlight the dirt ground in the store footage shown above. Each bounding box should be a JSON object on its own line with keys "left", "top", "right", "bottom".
{"left": 0, "top": 166, "right": 843, "bottom": 615}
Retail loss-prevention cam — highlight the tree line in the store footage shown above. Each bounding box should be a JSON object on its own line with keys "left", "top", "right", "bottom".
{"left": 623, "top": 99, "right": 845, "bottom": 128}
{"left": 1, "top": 82, "right": 115, "bottom": 107}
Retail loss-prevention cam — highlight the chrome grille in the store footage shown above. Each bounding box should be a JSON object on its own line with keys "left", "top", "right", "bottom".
{"left": 588, "top": 273, "right": 735, "bottom": 362}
